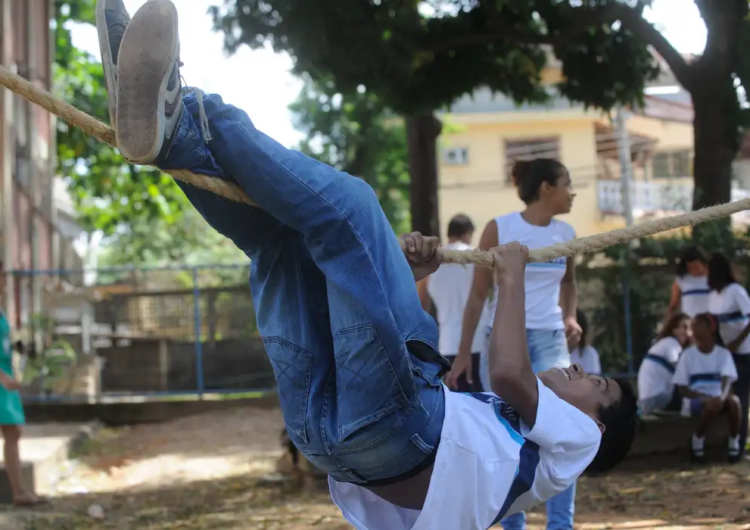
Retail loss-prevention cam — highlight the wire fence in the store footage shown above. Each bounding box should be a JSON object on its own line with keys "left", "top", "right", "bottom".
{"left": 8, "top": 264, "right": 276, "bottom": 403}
{"left": 4, "top": 255, "right": 676, "bottom": 403}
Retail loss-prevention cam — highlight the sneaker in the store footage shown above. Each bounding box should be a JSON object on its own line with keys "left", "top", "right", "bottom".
{"left": 95, "top": 0, "right": 130, "bottom": 127}
{"left": 728, "top": 435, "right": 741, "bottom": 464}
{"left": 690, "top": 435, "right": 706, "bottom": 464}
{"left": 115, "top": 0, "right": 183, "bottom": 165}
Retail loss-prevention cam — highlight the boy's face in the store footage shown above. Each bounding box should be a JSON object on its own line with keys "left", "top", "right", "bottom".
{"left": 538, "top": 364, "right": 622, "bottom": 433}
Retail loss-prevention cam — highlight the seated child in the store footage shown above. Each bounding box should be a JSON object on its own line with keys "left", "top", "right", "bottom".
{"left": 673, "top": 313, "right": 741, "bottom": 463}
{"left": 96, "top": 1, "right": 638, "bottom": 527}
{"left": 569, "top": 309, "right": 601, "bottom": 375}
{"left": 637, "top": 313, "right": 690, "bottom": 415}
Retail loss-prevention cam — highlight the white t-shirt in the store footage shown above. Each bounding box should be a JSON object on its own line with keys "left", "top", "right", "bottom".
{"left": 329, "top": 379, "right": 601, "bottom": 530}
{"left": 570, "top": 345, "right": 601, "bottom": 375}
{"left": 708, "top": 283, "right": 750, "bottom": 354}
{"left": 673, "top": 344, "right": 737, "bottom": 397}
{"left": 637, "top": 337, "right": 683, "bottom": 401}
{"left": 426, "top": 241, "right": 487, "bottom": 355}
{"left": 485, "top": 213, "right": 576, "bottom": 330}
{"left": 674, "top": 274, "right": 710, "bottom": 317}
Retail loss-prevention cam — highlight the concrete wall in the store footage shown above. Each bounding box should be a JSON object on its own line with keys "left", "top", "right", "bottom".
{"left": 97, "top": 336, "right": 274, "bottom": 393}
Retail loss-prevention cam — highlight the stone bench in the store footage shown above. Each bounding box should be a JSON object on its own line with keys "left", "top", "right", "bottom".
{"left": 629, "top": 411, "right": 731, "bottom": 459}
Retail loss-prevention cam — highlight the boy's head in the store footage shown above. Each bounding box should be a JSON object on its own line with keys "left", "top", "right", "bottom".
{"left": 447, "top": 214, "right": 475, "bottom": 244}
{"left": 538, "top": 364, "right": 637, "bottom": 473}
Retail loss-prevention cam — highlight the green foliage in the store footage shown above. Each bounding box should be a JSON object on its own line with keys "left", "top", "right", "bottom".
{"left": 289, "top": 76, "right": 410, "bottom": 234}
{"left": 55, "top": 1, "right": 245, "bottom": 266}
{"left": 210, "top": 0, "right": 659, "bottom": 115}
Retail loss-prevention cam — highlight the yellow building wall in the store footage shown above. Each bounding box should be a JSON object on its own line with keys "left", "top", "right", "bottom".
{"left": 438, "top": 117, "right": 604, "bottom": 243}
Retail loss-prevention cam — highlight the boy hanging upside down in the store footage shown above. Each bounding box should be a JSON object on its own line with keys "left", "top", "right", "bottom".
{"left": 97, "top": 1, "right": 637, "bottom": 527}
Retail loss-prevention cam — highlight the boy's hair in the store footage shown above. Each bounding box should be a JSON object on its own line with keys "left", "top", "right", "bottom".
{"left": 447, "top": 214, "right": 475, "bottom": 239}
{"left": 512, "top": 158, "right": 568, "bottom": 204}
{"left": 675, "top": 245, "right": 708, "bottom": 277}
{"left": 587, "top": 378, "right": 637, "bottom": 473}
{"left": 707, "top": 252, "right": 737, "bottom": 292}
{"left": 693, "top": 312, "right": 724, "bottom": 347}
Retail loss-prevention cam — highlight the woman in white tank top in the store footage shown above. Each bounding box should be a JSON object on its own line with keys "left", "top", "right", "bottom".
{"left": 667, "top": 246, "right": 709, "bottom": 319}
{"left": 446, "top": 158, "right": 579, "bottom": 530}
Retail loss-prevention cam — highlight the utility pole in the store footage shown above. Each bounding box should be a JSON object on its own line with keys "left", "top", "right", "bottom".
{"left": 615, "top": 106, "right": 635, "bottom": 227}
{"left": 615, "top": 105, "right": 635, "bottom": 376}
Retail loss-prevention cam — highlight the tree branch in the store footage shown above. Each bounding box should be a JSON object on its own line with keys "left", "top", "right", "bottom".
{"left": 422, "top": 4, "right": 693, "bottom": 89}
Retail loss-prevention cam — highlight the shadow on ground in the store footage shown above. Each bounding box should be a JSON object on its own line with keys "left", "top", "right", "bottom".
{"left": 2, "top": 454, "right": 749, "bottom": 530}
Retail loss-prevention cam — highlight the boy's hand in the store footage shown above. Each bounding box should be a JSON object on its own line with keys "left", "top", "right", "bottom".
{"left": 400, "top": 232, "right": 443, "bottom": 282}
{"left": 0, "top": 375, "right": 21, "bottom": 392}
{"left": 564, "top": 316, "right": 582, "bottom": 347}
{"left": 490, "top": 243, "right": 529, "bottom": 285}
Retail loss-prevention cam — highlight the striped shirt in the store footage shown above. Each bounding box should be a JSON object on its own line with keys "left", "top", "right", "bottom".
{"left": 673, "top": 345, "right": 737, "bottom": 397}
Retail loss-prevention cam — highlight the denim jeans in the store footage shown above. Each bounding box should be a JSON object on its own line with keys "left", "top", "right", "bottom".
{"left": 481, "top": 327, "right": 577, "bottom": 530}
{"left": 157, "top": 90, "right": 446, "bottom": 484}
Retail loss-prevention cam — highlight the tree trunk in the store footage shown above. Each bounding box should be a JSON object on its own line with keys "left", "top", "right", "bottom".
{"left": 691, "top": 80, "right": 736, "bottom": 243}
{"left": 406, "top": 114, "right": 442, "bottom": 237}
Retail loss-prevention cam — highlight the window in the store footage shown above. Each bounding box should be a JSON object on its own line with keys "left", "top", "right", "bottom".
{"left": 504, "top": 137, "right": 561, "bottom": 182}
{"left": 652, "top": 150, "right": 692, "bottom": 178}
{"left": 444, "top": 147, "right": 469, "bottom": 166}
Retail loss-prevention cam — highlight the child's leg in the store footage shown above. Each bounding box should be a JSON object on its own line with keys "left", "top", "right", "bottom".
{"left": 726, "top": 395, "right": 742, "bottom": 461}
{"left": 115, "top": 4, "right": 444, "bottom": 484}
{"left": 694, "top": 399, "right": 722, "bottom": 438}
{"left": 1, "top": 425, "right": 38, "bottom": 504}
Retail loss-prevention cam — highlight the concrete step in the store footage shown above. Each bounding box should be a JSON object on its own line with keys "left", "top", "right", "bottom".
{"left": 0, "top": 422, "right": 99, "bottom": 504}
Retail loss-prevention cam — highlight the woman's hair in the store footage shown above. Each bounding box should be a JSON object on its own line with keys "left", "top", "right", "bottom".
{"left": 576, "top": 308, "right": 589, "bottom": 347}
{"left": 707, "top": 252, "right": 738, "bottom": 292}
{"left": 512, "top": 158, "right": 568, "bottom": 204}
{"left": 675, "top": 246, "right": 708, "bottom": 277}
{"left": 657, "top": 312, "right": 689, "bottom": 342}
{"left": 693, "top": 312, "right": 724, "bottom": 347}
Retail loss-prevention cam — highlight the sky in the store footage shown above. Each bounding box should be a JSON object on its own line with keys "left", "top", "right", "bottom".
{"left": 70, "top": 0, "right": 708, "bottom": 150}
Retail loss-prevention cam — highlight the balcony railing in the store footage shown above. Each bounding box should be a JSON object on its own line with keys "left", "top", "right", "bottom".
{"left": 597, "top": 180, "right": 750, "bottom": 222}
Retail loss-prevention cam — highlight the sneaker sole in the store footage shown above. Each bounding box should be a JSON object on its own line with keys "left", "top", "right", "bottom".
{"left": 116, "top": 0, "right": 179, "bottom": 164}
{"left": 95, "top": 0, "right": 118, "bottom": 127}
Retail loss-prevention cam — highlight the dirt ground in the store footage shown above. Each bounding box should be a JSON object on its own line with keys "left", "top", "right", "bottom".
{"left": 4, "top": 406, "right": 750, "bottom": 529}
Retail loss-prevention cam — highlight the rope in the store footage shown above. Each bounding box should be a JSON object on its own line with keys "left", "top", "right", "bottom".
{"left": 2, "top": 64, "right": 747, "bottom": 267}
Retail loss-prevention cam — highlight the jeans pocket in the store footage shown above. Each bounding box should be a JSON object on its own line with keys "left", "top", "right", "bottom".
{"left": 334, "top": 324, "right": 408, "bottom": 443}
{"left": 263, "top": 337, "right": 312, "bottom": 445}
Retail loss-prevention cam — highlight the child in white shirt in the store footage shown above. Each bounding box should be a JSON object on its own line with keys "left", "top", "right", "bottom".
{"left": 637, "top": 313, "right": 690, "bottom": 415}
{"left": 673, "top": 313, "right": 741, "bottom": 463}
{"left": 569, "top": 309, "right": 601, "bottom": 375}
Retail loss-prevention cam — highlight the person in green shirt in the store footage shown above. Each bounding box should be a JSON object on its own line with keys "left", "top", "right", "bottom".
{"left": 0, "top": 262, "right": 42, "bottom": 505}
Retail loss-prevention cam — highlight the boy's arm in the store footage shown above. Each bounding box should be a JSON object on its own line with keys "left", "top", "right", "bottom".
{"left": 399, "top": 232, "right": 442, "bottom": 282}
{"left": 487, "top": 243, "right": 539, "bottom": 428}
{"left": 560, "top": 257, "right": 581, "bottom": 345}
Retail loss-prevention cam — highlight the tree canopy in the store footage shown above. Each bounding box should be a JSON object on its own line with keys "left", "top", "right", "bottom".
{"left": 211, "top": 1, "right": 659, "bottom": 115}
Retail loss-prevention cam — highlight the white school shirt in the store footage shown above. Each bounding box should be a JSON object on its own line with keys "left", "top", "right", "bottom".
{"left": 673, "top": 344, "right": 737, "bottom": 397}
{"left": 674, "top": 274, "right": 710, "bottom": 317}
{"left": 426, "top": 241, "right": 487, "bottom": 355}
{"left": 708, "top": 283, "right": 750, "bottom": 354}
{"left": 329, "top": 378, "right": 602, "bottom": 530}
{"left": 637, "top": 337, "right": 683, "bottom": 401}
{"left": 570, "top": 345, "right": 601, "bottom": 375}
{"left": 485, "top": 213, "right": 576, "bottom": 331}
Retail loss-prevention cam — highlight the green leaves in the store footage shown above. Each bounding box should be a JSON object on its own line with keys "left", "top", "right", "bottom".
{"left": 55, "top": 1, "right": 243, "bottom": 266}
{"left": 289, "top": 75, "right": 411, "bottom": 234}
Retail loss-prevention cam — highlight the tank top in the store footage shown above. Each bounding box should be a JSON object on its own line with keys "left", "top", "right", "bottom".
{"left": 674, "top": 274, "right": 710, "bottom": 317}
{"left": 426, "top": 241, "right": 487, "bottom": 355}
{"left": 485, "top": 213, "right": 576, "bottom": 330}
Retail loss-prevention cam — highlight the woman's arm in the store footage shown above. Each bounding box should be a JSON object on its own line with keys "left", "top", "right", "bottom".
{"left": 666, "top": 281, "right": 681, "bottom": 320}
{"left": 560, "top": 257, "right": 581, "bottom": 345}
{"left": 417, "top": 278, "right": 432, "bottom": 313}
{"left": 444, "top": 221, "right": 497, "bottom": 388}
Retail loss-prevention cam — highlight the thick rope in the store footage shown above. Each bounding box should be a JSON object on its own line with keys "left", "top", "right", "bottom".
{"left": 2, "top": 65, "right": 747, "bottom": 267}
